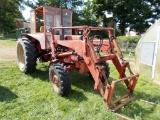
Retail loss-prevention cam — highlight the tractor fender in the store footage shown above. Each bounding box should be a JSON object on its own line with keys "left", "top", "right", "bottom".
{"left": 20, "top": 33, "right": 46, "bottom": 50}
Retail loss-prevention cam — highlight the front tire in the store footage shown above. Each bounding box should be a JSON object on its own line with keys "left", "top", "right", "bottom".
{"left": 16, "top": 37, "right": 37, "bottom": 73}
{"left": 49, "top": 63, "right": 71, "bottom": 96}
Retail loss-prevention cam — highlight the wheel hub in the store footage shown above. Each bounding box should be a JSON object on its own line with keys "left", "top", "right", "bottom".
{"left": 51, "top": 72, "right": 60, "bottom": 92}
{"left": 17, "top": 43, "right": 25, "bottom": 69}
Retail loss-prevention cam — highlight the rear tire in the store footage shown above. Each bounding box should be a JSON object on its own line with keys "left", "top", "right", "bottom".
{"left": 16, "top": 37, "right": 37, "bottom": 73}
{"left": 49, "top": 63, "right": 71, "bottom": 96}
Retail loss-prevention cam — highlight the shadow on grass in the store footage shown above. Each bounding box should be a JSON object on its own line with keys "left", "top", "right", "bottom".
{"left": 108, "top": 80, "right": 160, "bottom": 119}
{"left": 67, "top": 89, "right": 88, "bottom": 102}
{"left": 69, "top": 71, "right": 95, "bottom": 92}
{"left": 28, "top": 63, "right": 49, "bottom": 82}
{"left": 70, "top": 70, "right": 130, "bottom": 96}
{"left": 0, "top": 86, "right": 18, "bottom": 102}
{"left": 116, "top": 92, "right": 160, "bottom": 119}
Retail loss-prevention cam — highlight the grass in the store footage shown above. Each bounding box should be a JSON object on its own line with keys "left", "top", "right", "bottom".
{"left": 0, "top": 61, "right": 118, "bottom": 120}
{"left": 0, "top": 39, "right": 160, "bottom": 120}
{"left": 0, "top": 34, "right": 16, "bottom": 47}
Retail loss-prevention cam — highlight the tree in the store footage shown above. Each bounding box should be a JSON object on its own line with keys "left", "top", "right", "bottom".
{"left": 24, "top": 0, "right": 84, "bottom": 26}
{"left": 92, "top": 0, "right": 160, "bottom": 35}
{"left": 0, "top": 0, "right": 24, "bottom": 34}
{"left": 79, "top": 0, "right": 99, "bottom": 26}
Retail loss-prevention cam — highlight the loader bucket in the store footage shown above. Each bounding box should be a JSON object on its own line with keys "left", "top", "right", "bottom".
{"left": 104, "top": 74, "right": 139, "bottom": 112}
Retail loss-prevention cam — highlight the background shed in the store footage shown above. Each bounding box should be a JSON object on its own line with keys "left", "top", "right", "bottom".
{"left": 135, "top": 20, "right": 160, "bottom": 83}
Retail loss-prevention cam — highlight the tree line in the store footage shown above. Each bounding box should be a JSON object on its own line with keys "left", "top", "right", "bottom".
{"left": 0, "top": 0, "right": 160, "bottom": 35}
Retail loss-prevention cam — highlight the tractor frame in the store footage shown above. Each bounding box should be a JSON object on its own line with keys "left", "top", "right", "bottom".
{"left": 17, "top": 6, "right": 139, "bottom": 111}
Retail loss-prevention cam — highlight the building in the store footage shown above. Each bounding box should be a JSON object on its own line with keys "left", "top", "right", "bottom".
{"left": 135, "top": 20, "right": 160, "bottom": 83}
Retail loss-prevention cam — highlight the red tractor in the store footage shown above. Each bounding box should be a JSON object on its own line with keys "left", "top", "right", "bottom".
{"left": 16, "top": 6, "right": 139, "bottom": 111}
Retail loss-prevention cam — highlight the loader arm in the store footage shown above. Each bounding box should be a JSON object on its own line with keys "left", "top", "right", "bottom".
{"left": 81, "top": 26, "right": 139, "bottom": 111}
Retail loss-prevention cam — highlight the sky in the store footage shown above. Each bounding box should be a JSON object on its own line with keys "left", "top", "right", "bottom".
{"left": 22, "top": 5, "right": 32, "bottom": 20}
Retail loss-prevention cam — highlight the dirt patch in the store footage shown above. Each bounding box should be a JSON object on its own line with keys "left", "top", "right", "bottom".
{"left": 0, "top": 46, "right": 16, "bottom": 61}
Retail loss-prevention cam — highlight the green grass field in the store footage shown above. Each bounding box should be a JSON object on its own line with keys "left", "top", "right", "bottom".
{"left": 0, "top": 38, "right": 160, "bottom": 120}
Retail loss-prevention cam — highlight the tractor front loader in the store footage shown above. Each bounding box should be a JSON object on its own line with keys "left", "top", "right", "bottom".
{"left": 16, "top": 6, "right": 139, "bottom": 111}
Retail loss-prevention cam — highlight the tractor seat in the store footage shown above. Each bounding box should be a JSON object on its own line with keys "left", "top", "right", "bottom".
{"left": 40, "top": 26, "right": 44, "bottom": 32}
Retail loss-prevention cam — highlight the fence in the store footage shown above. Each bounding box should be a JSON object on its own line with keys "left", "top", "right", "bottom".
{"left": 119, "top": 41, "right": 137, "bottom": 54}
{"left": 118, "top": 41, "right": 137, "bottom": 61}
